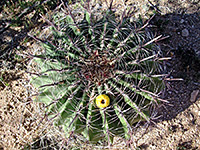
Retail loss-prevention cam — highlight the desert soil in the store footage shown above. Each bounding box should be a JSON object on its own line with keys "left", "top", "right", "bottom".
{"left": 0, "top": 0, "right": 200, "bottom": 150}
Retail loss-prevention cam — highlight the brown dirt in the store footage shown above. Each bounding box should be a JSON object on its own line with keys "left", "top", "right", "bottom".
{"left": 0, "top": 0, "right": 200, "bottom": 150}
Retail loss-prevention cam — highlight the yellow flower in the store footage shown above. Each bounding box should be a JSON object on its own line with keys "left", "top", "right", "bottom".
{"left": 95, "top": 94, "right": 110, "bottom": 108}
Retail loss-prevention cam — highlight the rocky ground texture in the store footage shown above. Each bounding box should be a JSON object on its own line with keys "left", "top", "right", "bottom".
{"left": 0, "top": 0, "right": 200, "bottom": 149}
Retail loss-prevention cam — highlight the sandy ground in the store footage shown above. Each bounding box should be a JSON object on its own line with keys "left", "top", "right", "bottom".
{"left": 0, "top": 0, "right": 200, "bottom": 149}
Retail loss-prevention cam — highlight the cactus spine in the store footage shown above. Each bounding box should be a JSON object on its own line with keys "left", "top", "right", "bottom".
{"left": 30, "top": 1, "right": 165, "bottom": 145}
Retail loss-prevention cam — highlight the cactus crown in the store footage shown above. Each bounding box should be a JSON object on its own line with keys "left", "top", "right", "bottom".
{"left": 30, "top": 1, "right": 165, "bottom": 146}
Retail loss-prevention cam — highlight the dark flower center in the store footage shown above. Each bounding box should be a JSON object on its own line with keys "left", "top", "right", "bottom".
{"left": 101, "top": 99, "right": 105, "bottom": 104}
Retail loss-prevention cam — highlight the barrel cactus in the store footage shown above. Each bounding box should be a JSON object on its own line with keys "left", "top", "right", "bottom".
{"left": 30, "top": 1, "right": 166, "bottom": 146}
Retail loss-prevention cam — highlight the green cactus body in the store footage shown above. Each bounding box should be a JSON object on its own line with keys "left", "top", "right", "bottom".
{"left": 30, "top": 2, "right": 165, "bottom": 145}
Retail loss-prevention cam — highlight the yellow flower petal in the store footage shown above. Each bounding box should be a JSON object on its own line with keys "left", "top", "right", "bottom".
{"left": 95, "top": 94, "right": 110, "bottom": 108}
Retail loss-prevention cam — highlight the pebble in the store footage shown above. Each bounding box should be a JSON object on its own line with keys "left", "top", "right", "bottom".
{"left": 181, "top": 28, "right": 189, "bottom": 37}
{"left": 26, "top": 42, "right": 31, "bottom": 47}
{"left": 180, "top": 19, "right": 184, "bottom": 23}
{"left": 190, "top": 90, "right": 199, "bottom": 102}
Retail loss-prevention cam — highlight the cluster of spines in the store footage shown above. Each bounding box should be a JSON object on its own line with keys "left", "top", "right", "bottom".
{"left": 30, "top": 1, "right": 166, "bottom": 146}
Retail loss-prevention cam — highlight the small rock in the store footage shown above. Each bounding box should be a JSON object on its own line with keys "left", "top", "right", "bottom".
{"left": 180, "top": 19, "right": 184, "bottom": 23}
{"left": 190, "top": 90, "right": 199, "bottom": 102}
{"left": 181, "top": 28, "right": 189, "bottom": 37}
{"left": 26, "top": 42, "right": 31, "bottom": 47}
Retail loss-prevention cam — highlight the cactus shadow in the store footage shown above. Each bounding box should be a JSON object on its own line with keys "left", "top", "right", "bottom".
{"left": 0, "top": 0, "right": 67, "bottom": 67}
{"left": 150, "top": 11, "right": 200, "bottom": 121}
